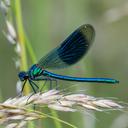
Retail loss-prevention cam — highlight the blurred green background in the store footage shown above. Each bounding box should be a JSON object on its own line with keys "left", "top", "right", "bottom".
{"left": 0, "top": 0, "right": 128, "bottom": 128}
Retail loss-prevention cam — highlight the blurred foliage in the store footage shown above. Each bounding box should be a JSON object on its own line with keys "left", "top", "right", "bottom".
{"left": 0, "top": 0, "right": 128, "bottom": 128}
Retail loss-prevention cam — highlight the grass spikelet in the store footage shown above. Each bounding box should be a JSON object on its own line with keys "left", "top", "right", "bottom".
{"left": 0, "top": 89, "right": 125, "bottom": 127}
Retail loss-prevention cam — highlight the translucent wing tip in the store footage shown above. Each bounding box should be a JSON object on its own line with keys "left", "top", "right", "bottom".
{"left": 79, "top": 24, "right": 95, "bottom": 44}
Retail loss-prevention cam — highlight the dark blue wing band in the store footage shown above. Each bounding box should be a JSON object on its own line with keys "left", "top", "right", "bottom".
{"left": 38, "top": 24, "right": 95, "bottom": 69}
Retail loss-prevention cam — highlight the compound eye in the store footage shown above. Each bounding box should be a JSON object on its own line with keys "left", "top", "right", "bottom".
{"left": 18, "top": 71, "right": 27, "bottom": 81}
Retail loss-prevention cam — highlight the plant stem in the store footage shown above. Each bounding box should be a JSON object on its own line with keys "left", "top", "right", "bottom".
{"left": 14, "top": 0, "right": 30, "bottom": 94}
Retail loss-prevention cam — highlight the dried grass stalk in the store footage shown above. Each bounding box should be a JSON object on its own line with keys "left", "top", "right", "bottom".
{"left": 0, "top": 89, "right": 125, "bottom": 128}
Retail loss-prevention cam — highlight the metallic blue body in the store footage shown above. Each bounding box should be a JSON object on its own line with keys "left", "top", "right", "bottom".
{"left": 26, "top": 64, "right": 119, "bottom": 84}
{"left": 42, "top": 70, "right": 119, "bottom": 84}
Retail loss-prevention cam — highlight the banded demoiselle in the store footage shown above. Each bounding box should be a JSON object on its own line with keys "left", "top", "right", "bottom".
{"left": 18, "top": 24, "right": 119, "bottom": 93}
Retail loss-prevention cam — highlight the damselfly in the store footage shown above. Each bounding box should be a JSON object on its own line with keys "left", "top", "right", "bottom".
{"left": 18, "top": 24, "right": 119, "bottom": 93}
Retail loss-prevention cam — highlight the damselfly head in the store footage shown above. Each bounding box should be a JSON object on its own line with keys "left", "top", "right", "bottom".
{"left": 18, "top": 71, "right": 28, "bottom": 81}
